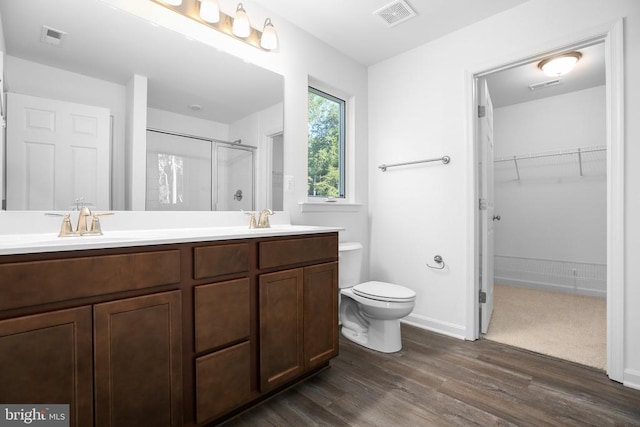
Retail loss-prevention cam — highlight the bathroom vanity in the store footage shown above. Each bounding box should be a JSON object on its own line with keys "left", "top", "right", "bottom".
{"left": 0, "top": 221, "right": 339, "bottom": 426}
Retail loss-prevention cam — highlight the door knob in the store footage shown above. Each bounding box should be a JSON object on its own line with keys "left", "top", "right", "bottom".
{"left": 493, "top": 215, "right": 501, "bottom": 221}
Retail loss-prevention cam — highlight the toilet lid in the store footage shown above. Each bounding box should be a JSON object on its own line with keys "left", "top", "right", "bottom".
{"left": 352, "top": 281, "right": 416, "bottom": 302}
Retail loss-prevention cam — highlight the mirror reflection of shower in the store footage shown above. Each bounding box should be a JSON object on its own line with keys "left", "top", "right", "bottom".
{"left": 145, "top": 129, "right": 255, "bottom": 211}
{"left": 270, "top": 133, "right": 284, "bottom": 211}
{"left": 216, "top": 144, "right": 255, "bottom": 211}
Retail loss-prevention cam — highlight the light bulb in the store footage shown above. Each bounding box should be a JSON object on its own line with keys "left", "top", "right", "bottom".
{"left": 260, "top": 18, "right": 278, "bottom": 50}
{"left": 232, "top": 3, "right": 251, "bottom": 38}
{"left": 199, "top": 0, "right": 220, "bottom": 23}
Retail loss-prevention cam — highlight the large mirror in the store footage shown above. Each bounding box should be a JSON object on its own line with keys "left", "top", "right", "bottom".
{"left": 0, "top": 0, "right": 284, "bottom": 211}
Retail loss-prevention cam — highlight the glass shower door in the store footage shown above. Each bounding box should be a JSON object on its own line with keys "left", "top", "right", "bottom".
{"left": 146, "top": 130, "right": 212, "bottom": 211}
{"left": 214, "top": 143, "right": 255, "bottom": 211}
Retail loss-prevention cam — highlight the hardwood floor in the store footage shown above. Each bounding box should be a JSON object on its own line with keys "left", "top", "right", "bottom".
{"left": 224, "top": 324, "right": 640, "bottom": 426}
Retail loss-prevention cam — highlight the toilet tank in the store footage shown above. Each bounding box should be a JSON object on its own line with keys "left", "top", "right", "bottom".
{"left": 338, "top": 242, "right": 363, "bottom": 289}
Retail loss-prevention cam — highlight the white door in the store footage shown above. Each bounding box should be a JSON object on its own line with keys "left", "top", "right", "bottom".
{"left": 479, "top": 78, "right": 495, "bottom": 334}
{"left": 6, "top": 93, "right": 110, "bottom": 210}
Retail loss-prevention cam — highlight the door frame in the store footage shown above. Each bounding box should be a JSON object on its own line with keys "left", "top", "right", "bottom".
{"left": 466, "top": 19, "right": 624, "bottom": 382}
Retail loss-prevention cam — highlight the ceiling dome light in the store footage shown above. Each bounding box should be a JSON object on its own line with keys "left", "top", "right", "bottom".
{"left": 232, "top": 3, "right": 251, "bottom": 38}
{"left": 199, "top": 0, "right": 220, "bottom": 23}
{"left": 260, "top": 18, "right": 278, "bottom": 50}
{"left": 538, "top": 52, "right": 582, "bottom": 77}
{"left": 161, "top": 0, "right": 182, "bottom": 6}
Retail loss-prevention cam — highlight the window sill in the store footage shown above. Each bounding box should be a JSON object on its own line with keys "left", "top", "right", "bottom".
{"left": 298, "top": 201, "right": 362, "bottom": 213}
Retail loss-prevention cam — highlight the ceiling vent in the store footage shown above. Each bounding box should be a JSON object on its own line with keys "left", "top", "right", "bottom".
{"left": 40, "top": 25, "right": 67, "bottom": 46}
{"left": 374, "top": 0, "right": 417, "bottom": 27}
{"left": 528, "top": 79, "right": 562, "bottom": 91}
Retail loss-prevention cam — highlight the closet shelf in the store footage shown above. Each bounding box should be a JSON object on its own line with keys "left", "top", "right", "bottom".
{"left": 494, "top": 145, "right": 605, "bottom": 180}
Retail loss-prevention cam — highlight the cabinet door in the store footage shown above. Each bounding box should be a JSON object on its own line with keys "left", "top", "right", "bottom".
{"left": 304, "top": 262, "right": 339, "bottom": 369}
{"left": 94, "top": 291, "right": 182, "bottom": 427}
{"left": 259, "top": 268, "right": 303, "bottom": 392}
{"left": 0, "top": 306, "right": 93, "bottom": 427}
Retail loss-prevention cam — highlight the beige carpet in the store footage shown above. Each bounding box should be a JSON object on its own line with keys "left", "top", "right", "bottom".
{"left": 484, "top": 284, "right": 606, "bottom": 370}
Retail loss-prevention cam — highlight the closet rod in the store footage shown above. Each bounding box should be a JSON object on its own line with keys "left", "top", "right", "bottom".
{"left": 494, "top": 146, "right": 605, "bottom": 163}
{"left": 378, "top": 155, "right": 450, "bottom": 172}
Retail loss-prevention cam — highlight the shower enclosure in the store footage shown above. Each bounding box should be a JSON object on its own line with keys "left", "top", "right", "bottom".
{"left": 145, "top": 129, "right": 255, "bottom": 211}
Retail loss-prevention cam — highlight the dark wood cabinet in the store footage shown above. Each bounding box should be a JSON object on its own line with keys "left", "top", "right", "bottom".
{"left": 259, "top": 268, "right": 305, "bottom": 392}
{"left": 259, "top": 261, "right": 339, "bottom": 392}
{"left": 196, "top": 341, "right": 251, "bottom": 423}
{"left": 193, "top": 278, "right": 253, "bottom": 423}
{"left": 0, "top": 232, "right": 338, "bottom": 426}
{"left": 194, "top": 278, "right": 250, "bottom": 353}
{"left": 304, "top": 262, "right": 339, "bottom": 369}
{"left": 94, "top": 290, "right": 183, "bottom": 427}
{"left": 0, "top": 307, "right": 94, "bottom": 427}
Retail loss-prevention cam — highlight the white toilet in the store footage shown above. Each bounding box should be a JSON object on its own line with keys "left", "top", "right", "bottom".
{"left": 339, "top": 242, "right": 416, "bottom": 353}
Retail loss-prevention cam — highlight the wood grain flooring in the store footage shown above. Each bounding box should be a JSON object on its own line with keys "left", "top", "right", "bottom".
{"left": 223, "top": 324, "right": 640, "bottom": 426}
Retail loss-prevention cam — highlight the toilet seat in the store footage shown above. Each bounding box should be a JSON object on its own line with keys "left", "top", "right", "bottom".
{"left": 352, "top": 281, "right": 416, "bottom": 302}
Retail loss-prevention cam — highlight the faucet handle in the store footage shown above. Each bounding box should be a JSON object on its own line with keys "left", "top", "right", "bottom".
{"left": 86, "top": 212, "right": 115, "bottom": 235}
{"left": 244, "top": 211, "right": 257, "bottom": 229}
{"left": 58, "top": 213, "right": 75, "bottom": 237}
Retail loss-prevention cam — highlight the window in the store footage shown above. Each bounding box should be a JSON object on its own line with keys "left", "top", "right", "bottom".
{"left": 308, "top": 86, "right": 345, "bottom": 198}
{"left": 157, "top": 153, "right": 184, "bottom": 205}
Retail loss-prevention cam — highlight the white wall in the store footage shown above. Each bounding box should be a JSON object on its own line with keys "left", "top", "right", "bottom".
{"left": 4, "top": 56, "right": 128, "bottom": 209}
{"left": 493, "top": 86, "right": 607, "bottom": 295}
{"left": 368, "top": 0, "right": 640, "bottom": 387}
{"left": 147, "top": 107, "right": 229, "bottom": 141}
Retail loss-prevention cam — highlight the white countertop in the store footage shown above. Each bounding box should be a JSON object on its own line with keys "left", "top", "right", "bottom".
{"left": 0, "top": 224, "right": 343, "bottom": 256}
{"left": 0, "top": 211, "right": 343, "bottom": 256}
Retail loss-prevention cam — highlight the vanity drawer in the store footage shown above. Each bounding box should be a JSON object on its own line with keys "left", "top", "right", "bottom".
{"left": 0, "top": 250, "right": 181, "bottom": 311}
{"left": 196, "top": 341, "right": 251, "bottom": 423}
{"left": 194, "top": 278, "right": 250, "bottom": 353}
{"left": 258, "top": 234, "right": 338, "bottom": 269}
{"left": 194, "top": 243, "right": 250, "bottom": 280}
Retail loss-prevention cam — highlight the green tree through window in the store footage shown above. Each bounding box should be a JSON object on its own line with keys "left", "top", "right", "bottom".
{"left": 308, "top": 87, "right": 345, "bottom": 198}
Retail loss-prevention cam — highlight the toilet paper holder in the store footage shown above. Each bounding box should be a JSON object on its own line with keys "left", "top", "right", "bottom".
{"left": 427, "top": 255, "right": 445, "bottom": 270}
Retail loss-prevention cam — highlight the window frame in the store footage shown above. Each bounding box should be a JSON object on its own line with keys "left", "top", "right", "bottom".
{"left": 307, "top": 85, "right": 347, "bottom": 200}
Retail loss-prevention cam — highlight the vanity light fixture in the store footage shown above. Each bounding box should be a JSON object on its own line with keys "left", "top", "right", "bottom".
{"left": 198, "top": 0, "right": 220, "bottom": 24}
{"left": 231, "top": 3, "right": 251, "bottom": 38}
{"left": 260, "top": 18, "right": 278, "bottom": 50}
{"left": 150, "top": 0, "right": 278, "bottom": 51}
{"left": 538, "top": 52, "right": 582, "bottom": 77}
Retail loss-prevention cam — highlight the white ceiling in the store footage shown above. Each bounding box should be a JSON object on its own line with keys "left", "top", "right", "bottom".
{"left": 0, "top": 0, "right": 606, "bottom": 116}
{"left": 252, "top": 0, "right": 530, "bottom": 66}
{"left": 253, "top": 0, "right": 605, "bottom": 107}
{"left": 486, "top": 42, "right": 606, "bottom": 108}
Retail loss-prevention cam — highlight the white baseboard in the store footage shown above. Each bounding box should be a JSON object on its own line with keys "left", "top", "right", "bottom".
{"left": 623, "top": 369, "right": 640, "bottom": 391}
{"left": 495, "top": 276, "right": 606, "bottom": 298}
{"left": 401, "top": 314, "right": 467, "bottom": 340}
